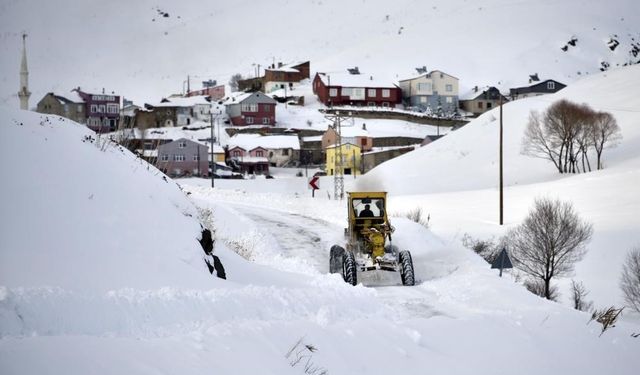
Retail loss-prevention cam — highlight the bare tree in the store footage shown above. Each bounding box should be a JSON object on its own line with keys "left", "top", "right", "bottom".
{"left": 229, "top": 73, "right": 243, "bottom": 92}
{"left": 590, "top": 111, "right": 622, "bottom": 170}
{"left": 620, "top": 246, "right": 640, "bottom": 313}
{"left": 522, "top": 99, "right": 620, "bottom": 174}
{"left": 525, "top": 278, "right": 559, "bottom": 301}
{"left": 570, "top": 279, "right": 594, "bottom": 312}
{"left": 507, "top": 197, "right": 593, "bottom": 300}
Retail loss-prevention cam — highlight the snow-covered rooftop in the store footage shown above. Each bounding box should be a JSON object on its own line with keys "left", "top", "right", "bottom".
{"left": 151, "top": 96, "right": 211, "bottom": 108}
{"left": 266, "top": 61, "right": 307, "bottom": 73}
{"left": 228, "top": 133, "right": 301, "bottom": 150}
{"left": 317, "top": 72, "right": 397, "bottom": 88}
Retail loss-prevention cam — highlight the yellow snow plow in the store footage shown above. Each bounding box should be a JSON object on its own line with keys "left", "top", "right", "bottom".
{"left": 330, "top": 192, "right": 415, "bottom": 286}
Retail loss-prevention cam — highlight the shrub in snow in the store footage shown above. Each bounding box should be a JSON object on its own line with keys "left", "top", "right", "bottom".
{"left": 620, "top": 246, "right": 640, "bottom": 313}
{"left": 589, "top": 306, "right": 624, "bottom": 337}
{"left": 507, "top": 197, "right": 592, "bottom": 300}
{"left": 524, "top": 278, "right": 559, "bottom": 301}
{"left": 404, "top": 207, "right": 430, "bottom": 229}
{"left": 461, "top": 233, "right": 504, "bottom": 264}
{"left": 570, "top": 280, "right": 594, "bottom": 312}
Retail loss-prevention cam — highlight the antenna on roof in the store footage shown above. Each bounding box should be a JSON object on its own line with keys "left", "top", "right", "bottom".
{"left": 416, "top": 66, "right": 428, "bottom": 74}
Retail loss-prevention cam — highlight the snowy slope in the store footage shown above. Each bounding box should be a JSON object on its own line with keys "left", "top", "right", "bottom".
{"left": 2, "top": 104, "right": 639, "bottom": 374}
{"left": 0, "top": 107, "right": 215, "bottom": 292}
{"left": 1, "top": 0, "right": 639, "bottom": 105}
{"left": 357, "top": 65, "right": 640, "bottom": 307}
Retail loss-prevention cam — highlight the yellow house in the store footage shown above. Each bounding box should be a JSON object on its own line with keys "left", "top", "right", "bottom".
{"left": 325, "top": 143, "right": 362, "bottom": 176}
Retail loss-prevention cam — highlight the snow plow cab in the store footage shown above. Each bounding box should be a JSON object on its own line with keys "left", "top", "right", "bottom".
{"left": 330, "top": 192, "right": 415, "bottom": 286}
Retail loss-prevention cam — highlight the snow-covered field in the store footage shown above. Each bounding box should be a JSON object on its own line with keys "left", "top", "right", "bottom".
{"left": 2, "top": 65, "right": 640, "bottom": 374}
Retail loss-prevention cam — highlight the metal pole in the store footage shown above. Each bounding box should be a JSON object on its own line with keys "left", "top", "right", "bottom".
{"left": 499, "top": 94, "right": 503, "bottom": 225}
{"left": 214, "top": 110, "right": 216, "bottom": 189}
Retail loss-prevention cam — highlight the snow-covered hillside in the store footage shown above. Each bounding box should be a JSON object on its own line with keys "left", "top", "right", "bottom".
{"left": 2, "top": 101, "right": 639, "bottom": 374}
{"left": 358, "top": 65, "right": 640, "bottom": 307}
{"left": 1, "top": 0, "right": 639, "bottom": 104}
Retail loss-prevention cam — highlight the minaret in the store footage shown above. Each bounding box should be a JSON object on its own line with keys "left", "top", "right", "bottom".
{"left": 18, "top": 33, "right": 31, "bottom": 110}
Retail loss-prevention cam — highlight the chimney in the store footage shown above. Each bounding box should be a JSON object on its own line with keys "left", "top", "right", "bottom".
{"left": 278, "top": 62, "right": 283, "bottom": 68}
{"left": 474, "top": 86, "right": 478, "bottom": 93}
{"left": 102, "top": 88, "right": 105, "bottom": 94}
{"left": 362, "top": 123, "right": 367, "bottom": 130}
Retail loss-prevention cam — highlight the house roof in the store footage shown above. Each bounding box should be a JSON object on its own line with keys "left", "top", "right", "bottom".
{"left": 459, "top": 86, "right": 505, "bottom": 101}
{"left": 316, "top": 72, "right": 398, "bottom": 89}
{"left": 228, "top": 133, "right": 301, "bottom": 150}
{"left": 222, "top": 91, "right": 277, "bottom": 105}
{"left": 151, "top": 96, "right": 210, "bottom": 108}
{"left": 266, "top": 61, "right": 307, "bottom": 73}
{"left": 510, "top": 79, "right": 566, "bottom": 92}
{"left": 398, "top": 69, "right": 460, "bottom": 82}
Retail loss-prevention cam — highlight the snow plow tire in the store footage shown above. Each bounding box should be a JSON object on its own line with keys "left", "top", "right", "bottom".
{"left": 342, "top": 250, "right": 358, "bottom": 286}
{"left": 399, "top": 250, "right": 415, "bottom": 286}
{"left": 330, "top": 245, "right": 345, "bottom": 274}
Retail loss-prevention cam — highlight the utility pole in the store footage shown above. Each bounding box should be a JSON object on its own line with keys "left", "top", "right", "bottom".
{"left": 499, "top": 94, "right": 504, "bottom": 225}
{"left": 214, "top": 110, "right": 217, "bottom": 189}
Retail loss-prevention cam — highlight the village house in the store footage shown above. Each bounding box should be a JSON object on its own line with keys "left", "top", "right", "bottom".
{"left": 322, "top": 124, "right": 373, "bottom": 152}
{"left": 459, "top": 86, "right": 509, "bottom": 116}
{"left": 224, "top": 91, "right": 277, "bottom": 126}
{"left": 228, "top": 133, "right": 301, "bottom": 167}
{"left": 36, "top": 91, "right": 86, "bottom": 124}
{"left": 325, "top": 142, "right": 362, "bottom": 176}
{"left": 187, "top": 80, "right": 226, "bottom": 101}
{"left": 136, "top": 96, "right": 211, "bottom": 129}
{"left": 312, "top": 71, "right": 402, "bottom": 107}
{"left": 398, "top": 69, "right": 459, "bottom": 115}
{"left": 156, "top": 138, "right": 209, "bottom": 178}
{"left": 263, "top": 61, "right": 310, "bottom": 93}
{"left": 227, "top": 146, "right": 270, "bottom": 175}
{"left": 509, "top": 79, "right": 566, "bottom": 100}
{"left": 36, "top": 87, "right": 121, "bottom": 133}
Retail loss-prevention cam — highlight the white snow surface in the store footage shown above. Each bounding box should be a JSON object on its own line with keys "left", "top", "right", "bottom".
{"left": 2, "top": 67, "right": 640, "bottom": 375}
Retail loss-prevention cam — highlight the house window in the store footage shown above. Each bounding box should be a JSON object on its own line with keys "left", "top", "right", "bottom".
{"left": 446, "top": 84, "right": 453, "bottom": 92}
{"left": 178, "top": 141, "right": 187, "bottom": 148}
{"left": 98, "top": 105, "right": 105, "bottom": 113}
{"left": 160, "top": 154, "right": 169, "bottom": 161}
{"left": 256, "top": 150, "right": 263, "bottom": 157}
{"left": 174, "top": 154, "right": 185, "bottom": 162}
{"left": 90, "top": 104, "right": 98, "bottom": 113}
{"left": 360, "top": 138, "right": 367, "bottom": 146}
{"left": 417, "top": 83, "right": 431, "bottom": 92}
{"left": 368, "top": 89, "right": 376, "bottom": 97}
{"left": 547, "top": 81, "right": 555, "bottom": 90}
{"left": 193, "top": 154, "right": 200, "bottom": 161}
{"left": 382, "top": 102, "right": 390, "bottom": 107}
{"left": 341, "top": 88, "right": 352, "bottom": 96}
{"left": 264, "top": 105, "right": 270, "bottom": 112}
{"left": 246, "top": 117, "right": 254, "bottom": 124}
{"left": 283, "top": 149, "right": 289, "bottom": 156}
{"left": 233, "top": 150, "right": 241, "bottom": 157}
{"left": 368, "top": 102, "right": 375, "bottom": 107}
{"left": 487, "top": 102, "right": 492, "bottom": 109}
{"left": 420, "top": 96, "right": 427, "bottom": 103}
{"left": 478, "top": 102, "right": 484, "bottom": 109}
{"left": 446, "top": 97, "right": 452, "bottom": 103}
{"left": 241, "top": 103, "right": 258, "bottom": 112}
{"left": 329, "top": 88, "right": 338, "bottom": 97}
{"left": 77, "top": 105, "right": 83, "bottom": 113}
{"left": 262, "top": 117, "right": 270, "bottom": 124}
{"left": 107, "top": 104, "right": 118, "bottom": 114}
{"left": 382, "top": 89, "right": 390, "bottom": 98}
